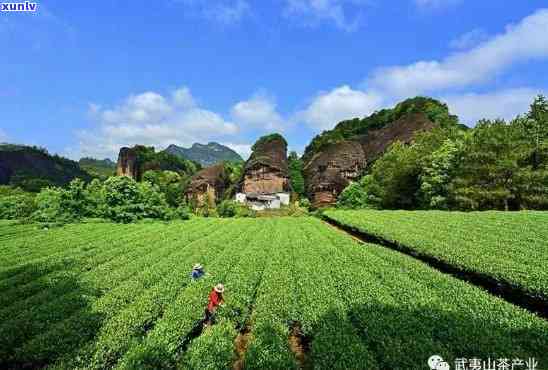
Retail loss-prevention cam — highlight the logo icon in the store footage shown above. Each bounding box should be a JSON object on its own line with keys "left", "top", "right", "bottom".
{"left": 428, "top": 355, "right": 450, "bottom": 370}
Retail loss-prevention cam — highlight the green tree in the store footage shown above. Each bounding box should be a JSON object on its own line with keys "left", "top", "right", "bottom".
{"left": 84, "top": 178, "right": 106, "bottom": 217}
{"left": 31, "top": 178, "right": 90, "bottom": 224}
{"left": 221, "top": 161, "right": 244, "bottom": 200}
{"left": 337, "top": 181, "right": 371, "bottom": 209}
{"left": 0, "top": 191, "right": 36, "bottom": 220}
{"left": 102, "top": 176, "right": 171, "bottom": 222}
{"left": 365, "top": 141, "right": 420, "bottom": 209}
{"left": 419, "top": 138, "right": 463, "bottom": 209}
{"left": 450, "top": 120, "right": 522, "bottom": 210}
{"left": 218, "top": 199, "right": 237, "bottom": 217}
{"left": 364, "top": 129, "right": 448, "bottom": 209}
{"left": 142, "top": 170, "right": 185, "bottom": 207}
{"left": 288, "top": 151, "right": 305, "bottom": 197}
{"left": 519, "top": 95, "right": 548, "bottom": 169}
{"left": 137, "top": 181, "right": 172, "bottom": 220}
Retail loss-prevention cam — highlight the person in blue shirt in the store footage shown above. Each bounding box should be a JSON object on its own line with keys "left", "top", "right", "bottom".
{"left": 191, "top": 263, "right": 205, "bottom": 280}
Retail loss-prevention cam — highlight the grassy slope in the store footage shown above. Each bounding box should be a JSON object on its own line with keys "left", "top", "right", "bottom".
{"left": 0, "top": 217, "right": 546, "bottom": 369}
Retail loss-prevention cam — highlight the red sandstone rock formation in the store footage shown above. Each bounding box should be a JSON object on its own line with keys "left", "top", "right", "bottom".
{"left": 304, "top": 112, "right": 435, "bottom": 208}
{"left": 303, "top": 141, "right": 367, "bottom": 208}
{"left": 240, "top": 135, "right": 291, "bottom": 195}
{"left": 186, "top": 163, "right": 228, "bottom": 206}
{"left": 116, "top": 147, "right": 139, "bottom": 180}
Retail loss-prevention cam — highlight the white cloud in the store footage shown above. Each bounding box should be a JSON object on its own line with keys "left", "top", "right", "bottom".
{"left": 178, "top": 0, "right": 251, "bottom": 25}
{"left": 75, "top": 87, "right": 239, "bottom": 160}
{"left": 231, "top": 94, "right": 286, "bottom": 131}
{"left": 297, "top": 85, "right": 384, "bottom": 130}
{"left": 449, "top": 28, "right": 489, "bottom": 50}
{"left": 442, "top": 88, "right": 543, "bottom": 126}
{"left": 68, "top": 9, "right": 548, "bottom": 159}
{"left": 369, "top": 9, "right": 548, "bottom": 97}
{"left": 283, "top": 0, "right": 369, "bottom": 32}
{"left": 172, "top": 87, "right": 197, "bottom": 109}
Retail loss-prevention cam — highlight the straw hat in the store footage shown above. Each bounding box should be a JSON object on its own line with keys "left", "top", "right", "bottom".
{"left": 193, "top": 263, "right": 203, "bottom": 270}
{"left": 214, "top": 283, "right": 225, "bottom": 293}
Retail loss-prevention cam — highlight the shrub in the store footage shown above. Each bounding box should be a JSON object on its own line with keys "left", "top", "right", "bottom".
{"left": 84, "top": 178, "right": 106, "bottom": 217}
{"left": 218, "top": 200, "right": 237, "bottom": 217}
{"left": 102, "top": 177, "right": 172, "bottom": 223}
{"left": 142, "top": 170, "right": 187, "bottom": 207}
{"left": 218, "top": 200, "right": 256, "bottom": 218}
{"left": 195, "top": 206, "right": 219, "bottom": 218}
{"left": 4, "top": 176, "right": 188, "bottom": 224}
{"left": 337, "top": 175, "right": 380, "bottom": 210}
{"left": 337, "top": 182, "right": 370, "bottom": 209}
{"left": 18, "top": 178, "right": 56, "bottom": 193}
{"left": 235, "top": 204, "right": 256, "bottom": 218}
{"left": 0, "top": 185, "right": 25, "bottom": 197}
{"left": 298, "top": 198, "right": 311, "bottom": 210}
{"left": 30, "top": 179, "right": 91, "bottom": 224}
{"left": 31, "top": 187, "right": 78, "bottom": 225}
{"left": 0, "top": 193, "right": 36, "bottom": 220}
{"left": 138, "top": 181, "right": 172, "bottom": 220}
{"left": 175, "top": 205, "right": 191, "bottom": 220}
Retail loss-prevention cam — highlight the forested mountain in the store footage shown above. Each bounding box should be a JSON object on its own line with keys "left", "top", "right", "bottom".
{"left": 302, "top": 98, "right": 456, "bottom": 207}
{"left": 164, "top": 142, "right": 243, "bottom": 166}
{"left": 0, "top": 144, "right": 91, "bottom": 192}
{"left": 302, "top": 97, "right": 462, "bottom": 163}
{"left": 333, "top": 95, "right": 548, "bottom": 211}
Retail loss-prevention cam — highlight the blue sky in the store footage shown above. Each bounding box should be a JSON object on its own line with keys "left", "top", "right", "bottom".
{"left": 1, "top": 0, "right": 547, "bottom": 160}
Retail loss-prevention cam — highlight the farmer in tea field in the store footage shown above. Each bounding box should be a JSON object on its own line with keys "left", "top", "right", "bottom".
{"left": 191, "top": 263, "right": 205, "bottom": 280}
{"left": 204, "top": 283, "right": 225, "bottom": 326}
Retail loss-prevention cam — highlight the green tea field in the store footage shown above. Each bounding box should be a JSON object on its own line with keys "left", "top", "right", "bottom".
{"left": 323, "top": 210, "right": 548, "bottom": 304}
{"left": 1, "top": 216, "right": 547, "bottom": 370}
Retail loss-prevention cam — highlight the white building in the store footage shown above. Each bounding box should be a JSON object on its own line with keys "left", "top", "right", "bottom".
{"left": 236, "top": 192, "right": 290, "bottom": 211}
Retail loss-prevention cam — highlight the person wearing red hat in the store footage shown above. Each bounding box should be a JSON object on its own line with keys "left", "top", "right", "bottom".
{"left": 204, "top": 283, "right": 225, "bottom": 326}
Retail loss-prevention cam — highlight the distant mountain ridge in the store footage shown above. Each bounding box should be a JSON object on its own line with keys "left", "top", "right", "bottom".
{"left": 164, "top": 142, "right": 243, "bottom": 166}
{"left": 79, "top": 157, "right": 116, "bottom": 179}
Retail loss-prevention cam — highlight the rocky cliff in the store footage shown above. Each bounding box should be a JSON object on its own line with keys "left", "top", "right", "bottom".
{"left": 116, "top": 147, "right": 139, "bottom": 180}
{"left": 303, "top": 141, "right": 367, "bottom": 207}
{"left": 304, "top": 112, "right": 436, "bottom": 207}
{"left": 186, "top": 163, "right": 229, "bottom": 205}
{"left": 356, "top": 112, "right": 435, "bottom": 160}
{"left": 240, "top": 134, "right": 291, "bottom": 195}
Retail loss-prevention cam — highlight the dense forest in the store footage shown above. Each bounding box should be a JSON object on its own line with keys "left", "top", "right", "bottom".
{"left": 0, "top": 144, "right": 91, "bottom": 191}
